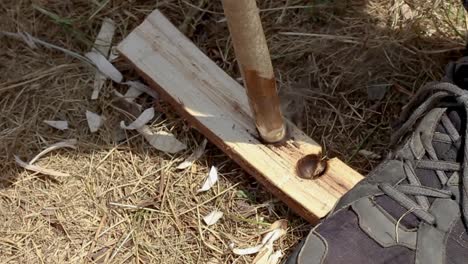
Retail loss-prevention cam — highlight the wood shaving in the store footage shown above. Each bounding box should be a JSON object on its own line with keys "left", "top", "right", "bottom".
{"left": 43, "top": 120, "right": 68, "bottom": 130}
{"left": 197, "top": 166, "right": 218, "bottom": 193}
{"left": 123, "top": 86, "right": 144, "bottom": 102}
{"left": 252, "top": 244, "right": 283, "bottom": 264}
{"left": 90, "top": 18, "right": 116, "bottom": 100}
{"left": 86, "top": 110, "right": 105, "bottom": 133}
{"left": 29, "top": 139, "right": 77, "bottom": 165}
{"left": 176, "top": 139, "right": 208, "bottom": 169}
{"left": 124, "top": 81, "right": 158, "bottom": 99}
{"left": 231, "top": 219, "right": 287, "bottom": 256}
{"left": 85, "top": 51, "right": 123, "bottom": 83}
{"left": 137, "top": 126, "right": 186, "bottom": 153}
{"left": 14, "top": 156, "right": 70, "bottom": 177}
{"left": 202, "top": 209, "right": 223, "bottom": 226}
{"left": 120, "top": 107, "right": 154, "bottom": 130}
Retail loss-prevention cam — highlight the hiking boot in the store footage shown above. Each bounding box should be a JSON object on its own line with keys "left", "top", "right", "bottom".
{"left": 286, "top": 58, "right": 468, "bottom": 263}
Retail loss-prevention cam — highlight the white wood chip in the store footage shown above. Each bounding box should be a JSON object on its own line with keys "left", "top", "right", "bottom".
{"left": 43, "top": 120, "right": 68, "bottom": 130}
{"left": 231, "top": 220, "right": 287, "bottom": 256}
{"left": 86, "top": 110, "right": 105, "bottom": 133}
{"left": 124, "top": 81, "right": 159, "bottom": 99}
{"left": 93, "top": 18, "right": 115, "bottom": 53}
{"left": 197, "top": 166, "right": 218, "bottom": 193}
{"left": 231, "top": 245, "right": 263, "bottom": 256}
{"left": 253, "top": 245, "right": 283, "bottom": 264}
{"left": 120, "top": 107, "right": 154, "bottom": 130}
{"left": 124, "top": 86, "right": 144, "bottom": 102}
{"left": 138, "top": 126, "right": 187, "bottom": 153}
{"left": 85, "top": 51, "right": 123, "bottom": 83}
{"left": 253, "top": 247, "right": 273, "bottom": 264}
{"left": 90, "top": 18, "right": 116, "bottom": 100}
{"left": 260, "top": 229, "right": 284, "bottom": 246}
{"left": 14, "top": 155, "right": 69, "bottom": 177}
{"left": 268, "top": 250, "right": 283, "bottom": 264}
{"left": 203, "top": 210, "right": 223, "bottom": 226}
{"left": 29, "top": 139, "right": 77, "bottom": 165}
{"left": 91, "top": 71, "right": 108, "bottom": 100}
{"left": 176, "top": 139, "right": 208, "bottom": 169}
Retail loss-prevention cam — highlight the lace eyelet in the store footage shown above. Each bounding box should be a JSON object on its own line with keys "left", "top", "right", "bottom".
{"left": 451, "top": 194, "right": 457, "bottom": 200}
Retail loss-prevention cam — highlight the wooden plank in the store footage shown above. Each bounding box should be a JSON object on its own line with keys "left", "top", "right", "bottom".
{"left": 117, "top": 10, "right": 364, "bottom": 222}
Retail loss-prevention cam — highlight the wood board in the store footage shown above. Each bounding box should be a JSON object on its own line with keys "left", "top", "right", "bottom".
{"left": 118, "top": 10, "right": 364, "bottom": 222}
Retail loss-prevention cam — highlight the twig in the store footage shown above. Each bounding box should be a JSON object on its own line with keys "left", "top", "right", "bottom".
{"left": 0, "top": 31, "right": 91, "bottom": 63}
{"left": 279, "top": 32, "right": 361, "bottom": 44}
{"left": 108, "top": 230, "right": 133, "bottom": 262}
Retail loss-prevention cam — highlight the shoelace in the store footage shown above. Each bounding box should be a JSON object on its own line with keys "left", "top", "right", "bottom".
{"left": 379, "top": 82, "right": 468, "bottom": 226}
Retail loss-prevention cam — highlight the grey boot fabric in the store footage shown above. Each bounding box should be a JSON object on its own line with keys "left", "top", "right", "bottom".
{"left": 287, "top": 58, "right": 468, "bottom": 263}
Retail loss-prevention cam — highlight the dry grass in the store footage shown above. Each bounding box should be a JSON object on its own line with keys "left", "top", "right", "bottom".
{"left": 0, "top": 0, "right": 467, "bottom": 263}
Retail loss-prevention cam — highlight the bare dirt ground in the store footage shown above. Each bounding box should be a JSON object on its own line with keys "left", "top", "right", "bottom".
{"left": 1, "top": 0, "right": 467, "bottom": 263}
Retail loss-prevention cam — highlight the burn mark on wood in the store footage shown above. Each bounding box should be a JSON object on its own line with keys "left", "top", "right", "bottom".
{"left": 297, "top": 154, "right": 327, "bottom": 179}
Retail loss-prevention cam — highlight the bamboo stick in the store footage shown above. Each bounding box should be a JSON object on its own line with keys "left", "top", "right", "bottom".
{"left": 221, "top": 0, "right": 286, "bottom": 143}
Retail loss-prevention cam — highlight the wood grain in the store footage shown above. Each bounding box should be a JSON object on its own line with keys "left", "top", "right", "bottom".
{"left": 118, "top": 10, "right": 364, "bottom": 222}
{"left": 222, "top": 0, "right": 286, "bottom": 143}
